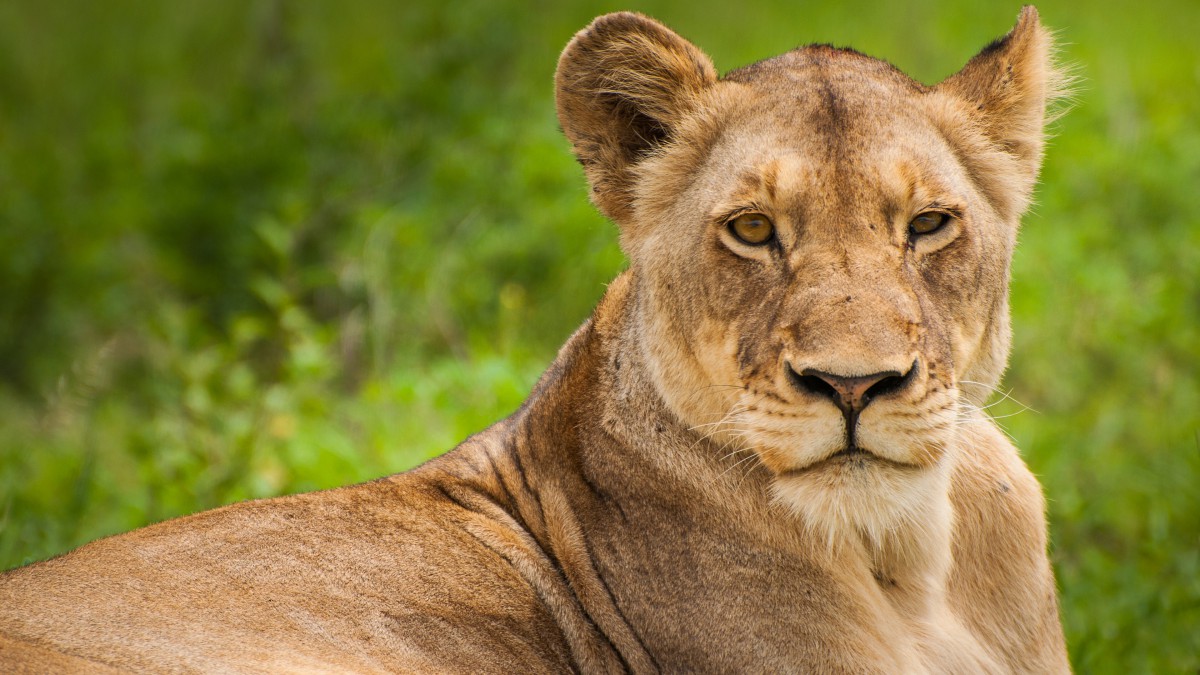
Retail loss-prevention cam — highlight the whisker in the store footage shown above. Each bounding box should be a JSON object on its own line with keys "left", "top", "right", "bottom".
{"left": 734, "top": 452, "right": 765, "bottom": 491}
{"left": 716, "top": 452, "right": 760, "bottom": 483}
{"left": 687, "top": 391, "right": 773, "bottom": 455}
{"left": 958, "top": 380, "right": 1039, "bottom": 415}
{"left": 687, "top": 404, "right": 750, "bottom": 449}
{"left": 697, "top": 383, "right": 749, "bottom": 391}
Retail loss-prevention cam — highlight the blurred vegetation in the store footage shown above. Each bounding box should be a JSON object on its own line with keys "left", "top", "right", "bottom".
{"left": 0, "top": 0, "right": 1196, "bottom": 671}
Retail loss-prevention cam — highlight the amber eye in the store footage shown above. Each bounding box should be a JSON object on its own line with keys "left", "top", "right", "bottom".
{"left": 729, "top": 212, "right": 775, "bottom": 245}
{"left": 909, "top": 212, "right": 949, "bottom": 237}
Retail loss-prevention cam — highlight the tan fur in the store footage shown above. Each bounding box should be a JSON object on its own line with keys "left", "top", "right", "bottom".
{"left": 0, "top": 8, "right": 1070, "bottom": 673}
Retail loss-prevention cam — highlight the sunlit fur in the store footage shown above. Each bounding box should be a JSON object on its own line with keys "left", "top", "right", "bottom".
{"left": 607, "top": 13, "right": 1071, "bottom": 561}
{"left": 559, "top": 5, "right": 1070, "bottom": 671}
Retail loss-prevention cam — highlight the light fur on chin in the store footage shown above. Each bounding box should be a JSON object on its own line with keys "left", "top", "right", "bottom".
{"left": 770, "top": 454, "right": 955, "bottom": 569}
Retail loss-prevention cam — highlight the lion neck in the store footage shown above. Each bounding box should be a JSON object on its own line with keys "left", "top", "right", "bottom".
{"left": 582, "top": 269, "right": 959, "bottom": 623}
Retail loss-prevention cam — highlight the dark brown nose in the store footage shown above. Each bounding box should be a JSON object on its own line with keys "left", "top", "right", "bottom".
{"left": 789, "top": 361, "right": 917, "bottom": 415}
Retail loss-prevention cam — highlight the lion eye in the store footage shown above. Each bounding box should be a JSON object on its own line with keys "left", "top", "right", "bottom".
{"left": 909, "top": 212, "right": 949, "bottom": 237}
{"left": 729, "top": 212, "right": 775, "bottom": 246}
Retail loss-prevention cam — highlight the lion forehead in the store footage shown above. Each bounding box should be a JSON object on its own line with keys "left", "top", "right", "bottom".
{"left": 664, "top": 86, "right": 974, "bottom": 229}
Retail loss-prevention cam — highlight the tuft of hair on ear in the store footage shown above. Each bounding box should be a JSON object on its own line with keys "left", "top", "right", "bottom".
{"left": 555, "top": 12, "right": 717, "bottom": 223}
{"left": 933, "top": 6, "right": 1077, "bottom": 218}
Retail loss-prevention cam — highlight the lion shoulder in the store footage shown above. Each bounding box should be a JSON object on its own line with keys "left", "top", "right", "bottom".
{"left": 948, "top": 418, "right": 1068, "bottom": 672}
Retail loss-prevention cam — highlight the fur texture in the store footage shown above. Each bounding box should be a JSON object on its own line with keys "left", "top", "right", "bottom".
{"left": 0, "top": 8, "right": 1070, "bottom": 673}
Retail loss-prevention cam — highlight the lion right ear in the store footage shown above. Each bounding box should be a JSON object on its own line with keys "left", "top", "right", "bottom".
{"left": 555, "top": 13, "right": 717, "bottom": 223}
{"left": 935, "top": 6, "right": 1069, "bottom": 219}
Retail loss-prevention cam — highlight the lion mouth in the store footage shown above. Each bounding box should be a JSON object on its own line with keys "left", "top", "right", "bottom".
{"left": 832, "top": 447, "right": 872, "bottom": 461}
{"left": 815, "top": 446, "right": 876, "bottom": 470}
{"left": 779, "top": 446, "right": 917, "bottom": 477}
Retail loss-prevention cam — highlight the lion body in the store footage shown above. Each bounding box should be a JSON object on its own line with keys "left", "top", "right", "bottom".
{"left": 1, "top": 9, "right": 1069, "bottom": 673}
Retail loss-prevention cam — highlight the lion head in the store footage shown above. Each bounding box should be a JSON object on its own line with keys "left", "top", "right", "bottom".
{"left": 556, "top": 10, "right": 1065, "bottom": 544}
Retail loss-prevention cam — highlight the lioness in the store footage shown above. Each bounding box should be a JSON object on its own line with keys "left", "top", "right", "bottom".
{"left": 1, "top": 8, "right": 1070, "bottom": 673}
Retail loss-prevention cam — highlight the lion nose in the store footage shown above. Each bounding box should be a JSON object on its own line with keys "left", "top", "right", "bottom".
{"left": 789, "top": 361, "right": 917, "bottom": 414}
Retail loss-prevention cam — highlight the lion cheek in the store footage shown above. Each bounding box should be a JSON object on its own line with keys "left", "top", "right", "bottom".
{"left": 745, "top": 413, "right": 846, "bottom": 475}
{"left": 639, "top": 301, "right": 748, "bottom": 438}
{"left": 856, "top": 404, "right": 958, "bottom": 469}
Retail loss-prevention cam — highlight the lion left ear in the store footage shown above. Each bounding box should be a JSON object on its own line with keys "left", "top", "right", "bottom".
{"left": 936, "top": 6, "right": 1068, "bottom": 216}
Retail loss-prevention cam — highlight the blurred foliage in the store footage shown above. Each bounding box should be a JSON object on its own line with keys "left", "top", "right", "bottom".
{"left": 0, "top": 0, "right": 1196, "bottom": 671}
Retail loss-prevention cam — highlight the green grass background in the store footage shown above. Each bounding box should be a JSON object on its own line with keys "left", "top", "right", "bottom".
{"left": 1, "top": 1, "right": 1196, "bottom": 670}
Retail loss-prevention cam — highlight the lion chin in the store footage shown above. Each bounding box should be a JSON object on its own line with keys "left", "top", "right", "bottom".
{"left": 772, "top": 444, "right": 954, "bottom": 553}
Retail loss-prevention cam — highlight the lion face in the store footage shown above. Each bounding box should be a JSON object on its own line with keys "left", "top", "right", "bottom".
{"left": 633, "top": 65, "right": 982, "bottom": 536}
{"left": 557, "top": 12, "right": 1059, "bottom": 538}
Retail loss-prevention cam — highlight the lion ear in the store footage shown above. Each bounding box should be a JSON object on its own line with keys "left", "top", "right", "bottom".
{"left": 555, "top": 12, "right": 717, "bottom": 223}
{"left": 936, "top": 6, "right": 1067, "bottom": 211}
